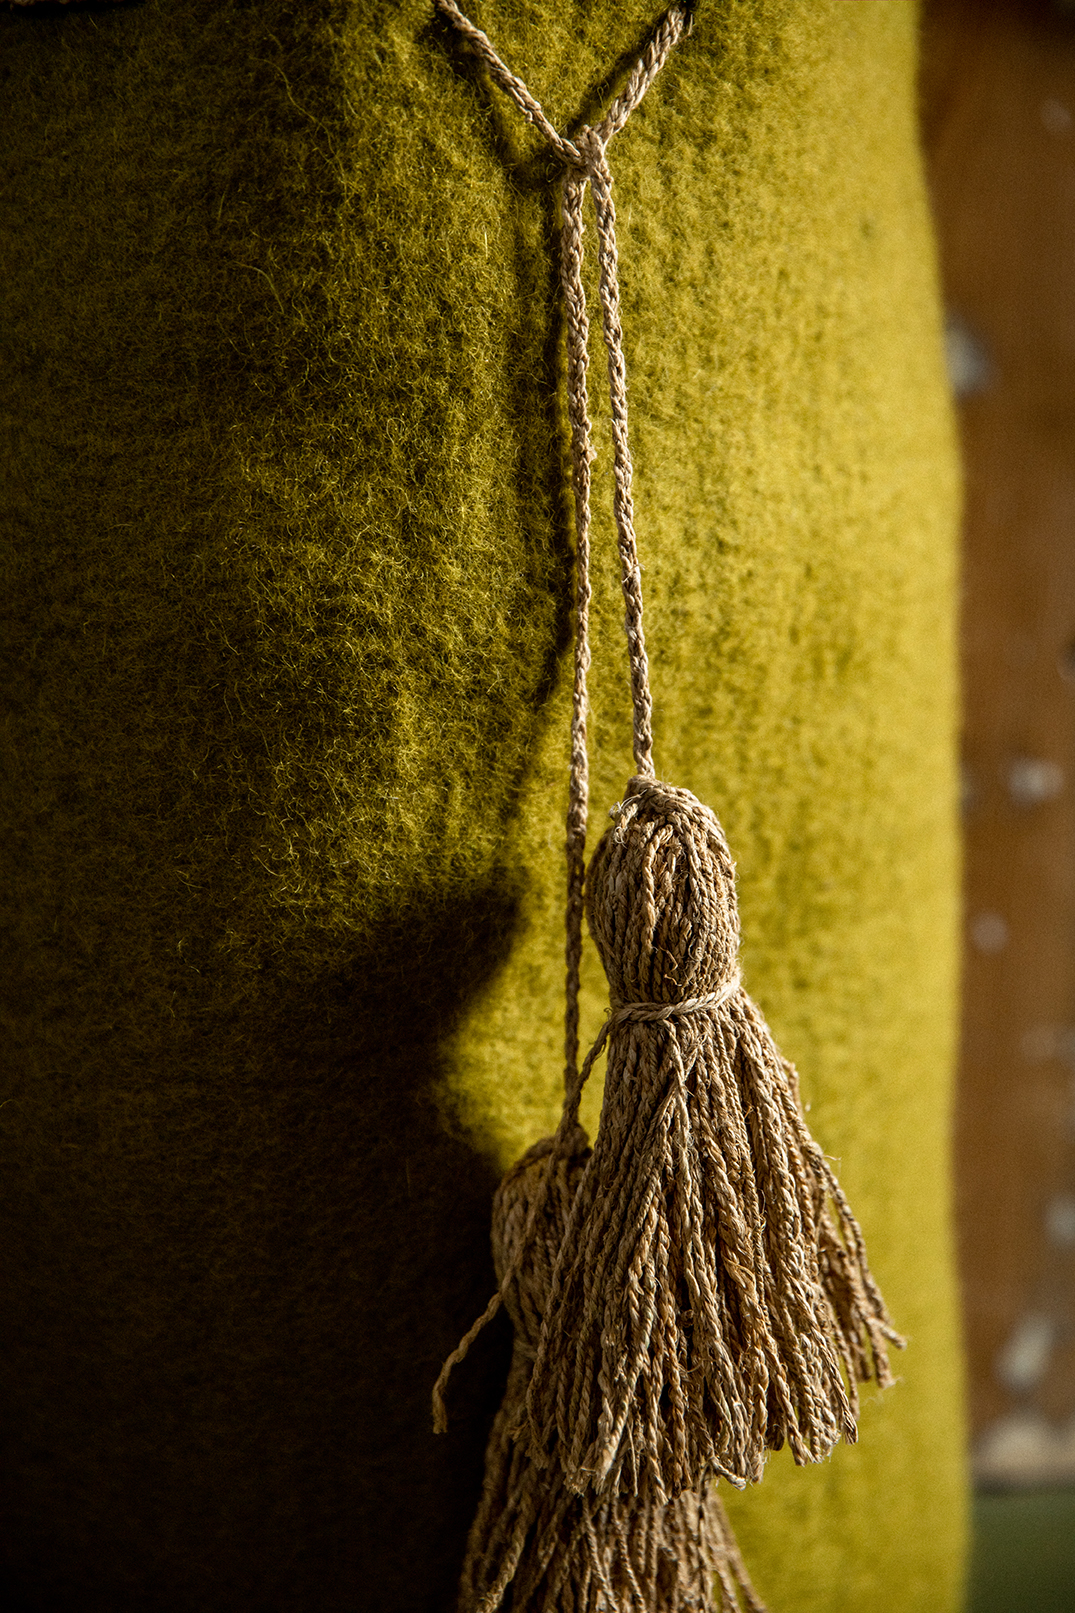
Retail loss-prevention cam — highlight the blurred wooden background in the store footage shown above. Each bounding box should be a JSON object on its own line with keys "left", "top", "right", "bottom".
{"left": 923, "top": 0, "right": 1075, "bottom": 1486}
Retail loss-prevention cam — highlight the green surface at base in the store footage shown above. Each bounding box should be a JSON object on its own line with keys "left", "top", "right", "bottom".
{"left": 971, "top": 1490, "right": 1075, "bottom": 1613}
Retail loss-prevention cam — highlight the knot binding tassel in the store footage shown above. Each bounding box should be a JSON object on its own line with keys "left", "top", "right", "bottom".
{"left": 431, "top": 4, "right": 903, "bottom": 1606}
{"left": 458, "top": 1128, "right": 766, "bottom": 1613}
{"left": 525, "top": 778, "right": 902, "bottom": 1498}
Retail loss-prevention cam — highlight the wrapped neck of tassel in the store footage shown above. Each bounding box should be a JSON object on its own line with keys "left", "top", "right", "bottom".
{"left": 431, "top": 1, "right": 903, "bottom": 1604}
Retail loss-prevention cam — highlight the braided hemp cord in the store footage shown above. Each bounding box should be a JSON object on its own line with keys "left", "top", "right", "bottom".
{"left": 435, "top": 0, "right": 681, "bottom": 1100}
{"left": 431, "top": 6, "right": 688, "bottom": 1437}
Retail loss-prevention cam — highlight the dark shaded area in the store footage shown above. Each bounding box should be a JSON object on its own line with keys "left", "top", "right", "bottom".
{"left": 0, "top": 2, "right": 559, "bottom": 1608}
{"left": 0, "top": 906, "right": 515, "bottom": 1613}
{"left": 0, "top": 3, "right": 143, "bottom": 16}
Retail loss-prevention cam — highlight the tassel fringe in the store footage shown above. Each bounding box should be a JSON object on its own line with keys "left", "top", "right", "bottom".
{"left": 457, "top": 1131, "right": 766, "bottom": 1613}
{"left": 523, "top": 778, "right": 903, "bottom": 1497}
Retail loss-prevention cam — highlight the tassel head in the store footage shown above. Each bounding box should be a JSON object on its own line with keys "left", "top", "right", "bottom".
{"left": 588, "top": 777, "right": 740, "bottom": 1007}
{"left": 491, "top": 1128, "right": 592, "bottom": 1350}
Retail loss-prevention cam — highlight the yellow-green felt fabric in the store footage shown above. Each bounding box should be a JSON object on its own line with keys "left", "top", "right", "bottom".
{"left": 0, "top": 1, "right": 966, "bottom": 1609}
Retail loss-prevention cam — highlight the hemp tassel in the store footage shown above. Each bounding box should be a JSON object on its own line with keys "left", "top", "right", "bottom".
{"left": 524, "top": 777, "right": 902, "bottom": 1499}
{"left": 432, "top": 1, "right": 902, "bottom": 1602}
{"left": 456, "top": 1129, "right": 766, "bottom": 1613}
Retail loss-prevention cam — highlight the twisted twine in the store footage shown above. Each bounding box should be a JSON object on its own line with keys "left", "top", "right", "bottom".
{"left": 435, "top": 0, "right": 683, "bottom": 1096}
{"left": 432, "top": 0, "right": 688, "bottom": 1432}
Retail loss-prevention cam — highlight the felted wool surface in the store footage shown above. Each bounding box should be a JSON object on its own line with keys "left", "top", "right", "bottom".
{"left": 0, "top": 2, "right": 966, "bottom": 1611}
